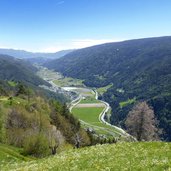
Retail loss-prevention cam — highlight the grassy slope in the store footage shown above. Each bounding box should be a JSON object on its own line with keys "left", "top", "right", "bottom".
{"left": 2, "top": 142, "right": 171, "bottom": 171}
{"left": 97, "top": 84, "right": 113, "bottom": 96}
{"left": 0, "top": 96, "right": 28, "bottom": 107}
{"left": 0, "top": 144, "right": 32, "bottom": 169}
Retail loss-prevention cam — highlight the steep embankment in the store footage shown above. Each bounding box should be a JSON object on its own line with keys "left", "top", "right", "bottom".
{"left": 0, "top": 144, "right": 31, "bottom": 165}
{"left": 44, "top": 36, "right": 171, "bottom": 141}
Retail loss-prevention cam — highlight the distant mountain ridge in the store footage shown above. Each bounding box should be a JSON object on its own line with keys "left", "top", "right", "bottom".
{"left": 44, "top": 36, "right": 171, "bottom": 141}
{"left": 0, "top": 48, "right": 74, "bottom": 60}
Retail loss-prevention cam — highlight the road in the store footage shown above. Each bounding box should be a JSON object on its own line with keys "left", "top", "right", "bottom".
{"left": 94, "top": 90, "right": 129, "bottom": 135}
{"left": 47, "top": 79, "right": 130, "bottom": 138}
{"left": 68, "top": 87, "right": 129, "bottom": 137}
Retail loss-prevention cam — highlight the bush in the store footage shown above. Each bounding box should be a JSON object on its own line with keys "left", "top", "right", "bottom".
{"left": 23, "top": 134, "right": 50, "bottom": 157}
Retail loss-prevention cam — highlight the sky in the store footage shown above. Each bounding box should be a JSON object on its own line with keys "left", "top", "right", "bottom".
{"left": 0, "top": 0, "right": 171, "bottom": 52}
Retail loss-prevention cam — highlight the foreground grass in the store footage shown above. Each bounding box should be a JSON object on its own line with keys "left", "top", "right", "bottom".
{"left": 0, "top": 144, "right": 32, "bottom": 170}
{"left": 1, "top": 142, "right": 170, "bottom": 171}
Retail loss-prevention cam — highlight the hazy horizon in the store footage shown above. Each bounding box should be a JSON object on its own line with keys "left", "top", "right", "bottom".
{"left": 1, "top": 35, "right": 171, "bottom": 53}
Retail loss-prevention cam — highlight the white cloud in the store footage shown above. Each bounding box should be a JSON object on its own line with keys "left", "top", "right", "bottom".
{"left": 70, "top": 39, "right": 122, "bottom": 49}
{"left": 40, "top": 46, "right": 64, "bottom": 53}
{"left": 0, "top": 44, "right": 10, "bottom": 49}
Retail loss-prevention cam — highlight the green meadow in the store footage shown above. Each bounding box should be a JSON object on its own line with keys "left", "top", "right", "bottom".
{"left": 53, "top": 77, "right": 84, "bottom": 87}
{"left": 72, "top": 107, "right": 104, "bottom": 124}
{"left": 72, "top": 107, "right": 124, "bottom": 137}
{"left": 79, "top": 97, "right": 101, "bottom": 104}
{"left": 1, "top": 142, "right": 170, "bottom": 171}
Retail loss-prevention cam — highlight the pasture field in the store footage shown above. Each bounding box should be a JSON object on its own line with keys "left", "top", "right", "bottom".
{"left": 70, "top": 88, "right": 95, "bottom": 97}
{"left": 37, "top": 67, "right": 62, "bottom": 81}
{"left": 72, "top": 107, "right": 123, "bottom": 137}
{"left": 79, "top": 97, "right": 100, "bottom": 104}
{"left": 72, "top": 107, "right": 104, "bottom": 124}
{"left": 53, "top": 77, "right": 84, "bottom": 87}
{"left": 75, "top": 103, "right": 105, "bottom": 108}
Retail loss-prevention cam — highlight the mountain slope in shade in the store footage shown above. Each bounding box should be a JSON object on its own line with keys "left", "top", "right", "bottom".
{"left": 44, "top": 36, "right": 171, "bottom": 141}
{"left": 0, "top": 54, "right": 48, "bottom": 86}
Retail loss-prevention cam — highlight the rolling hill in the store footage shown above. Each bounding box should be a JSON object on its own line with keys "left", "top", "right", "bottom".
{"left": 44, "top": 36, "right": 171, "bottom": 141}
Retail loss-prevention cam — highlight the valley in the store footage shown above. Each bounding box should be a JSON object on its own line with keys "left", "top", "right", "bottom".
{"left": 44, "top": 36, "right": 171, "bottom": 141}
{"left": 37, "top": 67, "right": 129, "bottom": 140}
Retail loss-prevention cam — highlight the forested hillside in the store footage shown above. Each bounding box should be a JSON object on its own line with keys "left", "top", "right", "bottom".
{"left": 0, "top": 54, "right": 48, "bottom": 86}
{"left": 0, "top": 81, "right": 91, "bottom": 158}
{"left": 44, "top": 36, "right": 171, "bottom": 141}
{"left": 0, "top": 54, "right": 70, "bottom": 103}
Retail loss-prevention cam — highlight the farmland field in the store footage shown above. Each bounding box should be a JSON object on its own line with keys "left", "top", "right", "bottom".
{"left": 79, "top": 97, "right": 100, "bottom": 104}
{"left": 72, "top": 106, "right": 124, "bottom": 137}
{"left": 72, "top": 107, "right": 104, "bottom": 124}
{"left": 75, "top": 103, "right": 105, "bottom": 108}
{"left": 53, "top": 77, "right": 84, "bottom": 87}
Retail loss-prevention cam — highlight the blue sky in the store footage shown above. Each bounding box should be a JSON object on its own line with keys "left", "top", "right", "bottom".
{"left": 0, "top": 0, "right": 171, "bottom": 52}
